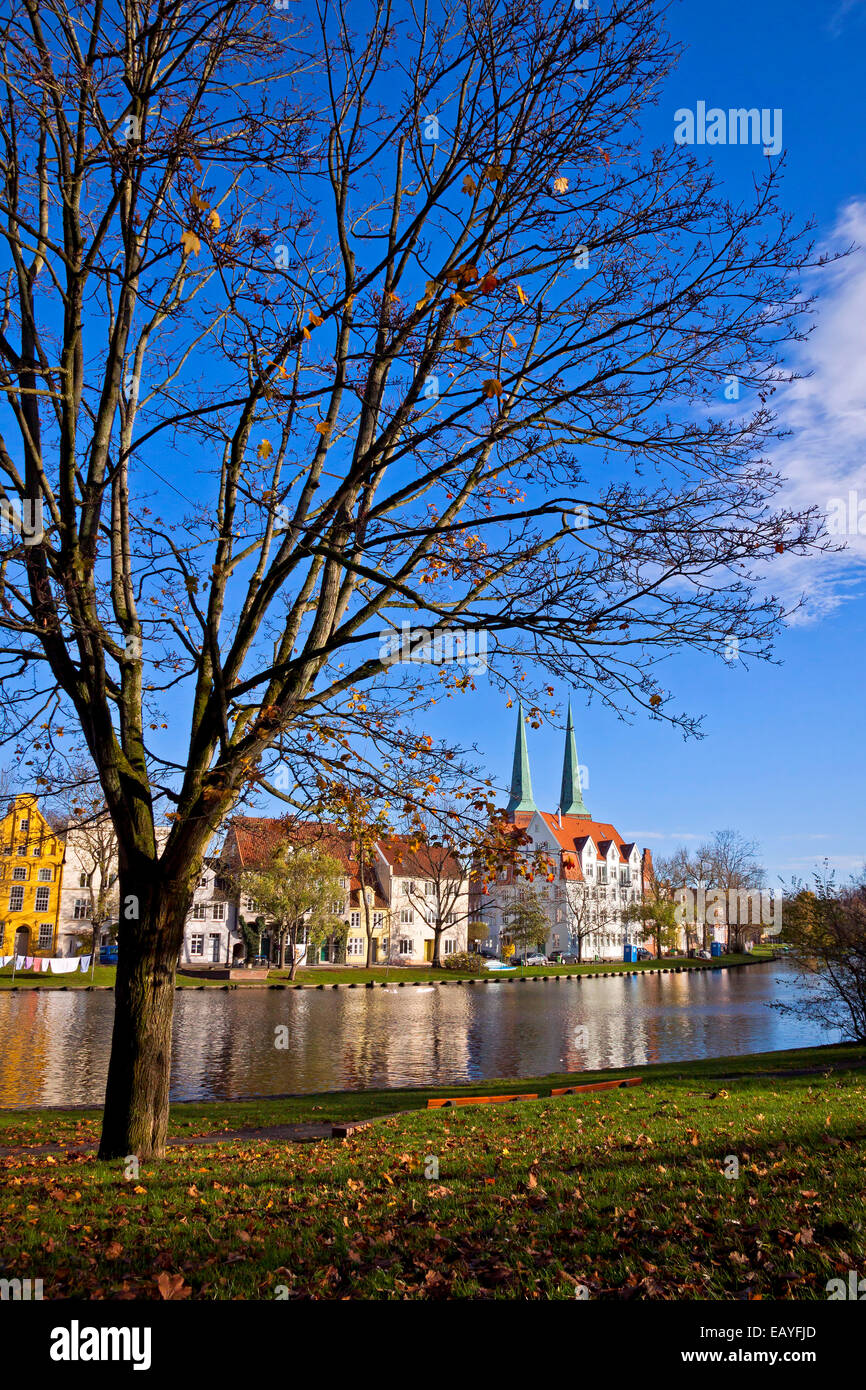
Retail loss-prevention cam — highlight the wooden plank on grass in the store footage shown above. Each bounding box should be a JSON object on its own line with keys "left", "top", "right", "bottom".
{"left": 426, "top": 1093, "right": 538, "bottom": 1109}
{"left": 550, "top": 1077, "right": 643, "bottom": 1096}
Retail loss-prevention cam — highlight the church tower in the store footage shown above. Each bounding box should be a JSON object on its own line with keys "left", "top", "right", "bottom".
{"left": 505, "top": 702, "right": 536, "bottom": 817}
{"left": 559, "top": 701, "right": 590, "bottom": 817}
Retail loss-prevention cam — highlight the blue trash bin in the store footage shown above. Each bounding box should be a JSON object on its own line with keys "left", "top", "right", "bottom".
{"left": 710, "top": 941, "right": 723, "bottom": 958}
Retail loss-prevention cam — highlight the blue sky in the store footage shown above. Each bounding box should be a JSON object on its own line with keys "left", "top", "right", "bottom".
{"left": 419, "top": 0, "right": 866, "bottom": 883}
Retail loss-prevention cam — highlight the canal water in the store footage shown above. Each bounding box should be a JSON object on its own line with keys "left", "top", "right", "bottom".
{"left": 0, "top": 961, "right": 836, "bottom": 1107}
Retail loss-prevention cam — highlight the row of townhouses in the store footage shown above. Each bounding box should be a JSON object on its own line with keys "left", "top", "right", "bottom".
{"left": 1, "top": 709, "right": 678, "bottom": 967}
{"left": 0, "top": 795, "right": 471, "bottom": 967}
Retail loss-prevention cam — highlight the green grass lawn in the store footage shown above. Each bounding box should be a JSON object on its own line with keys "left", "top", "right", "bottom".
{"left": 0, "top": 949, "right": 775, "bottom": 989}
{"left": 1, "top": 1043, "right": 863, "bottom": 1300}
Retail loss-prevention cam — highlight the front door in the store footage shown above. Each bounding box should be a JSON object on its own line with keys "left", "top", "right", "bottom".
{"left": 14, "top": 926, "right": 29, "bottom": 957}
{"left": 424, "top": 939, "right": 434, "bottom": 962}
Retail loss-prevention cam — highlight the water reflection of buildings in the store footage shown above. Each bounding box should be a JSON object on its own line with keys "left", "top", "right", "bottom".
{"left": 0, "top": 991, "right": 113, "bottom": 1107}
{"left": 0, "top": 963, "right": 832, "bottom": 1107}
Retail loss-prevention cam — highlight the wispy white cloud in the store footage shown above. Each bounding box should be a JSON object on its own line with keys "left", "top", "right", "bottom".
{"left": 778, "top": 853, "right": 864, "bottom": 874}
{"left": 828, "top": 1, "right": 866, "bottom": 37}
{"left": 764, "top": 200, "right": 866, "bottom": 621}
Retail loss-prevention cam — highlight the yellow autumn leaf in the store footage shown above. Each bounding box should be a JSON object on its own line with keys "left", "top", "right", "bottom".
{"left": 516, "top": 284, "right": 527, "bottom": 304}
{"left": 308, "top": 310, "right": 323, "bottom": 326}
{"left": 180, "top": 229, "right": 201, "bottom": 257}
{"left": 483, "top": 163, "right": 505, "bottom": 182}
{"left": 454, "top": 336, "right": 472, "bottom": 353}
{"left": 482, "top": 378, "right": 503, "bottom": 399}
{"left": 208, "top": 209, "right": 221, "bottom": 231}
{"left": 191, "top": 153, "right": 202, "bottom": 174}
{"left": 191, "top": 190, "right": 210, "bottom": 212}
{"left": 314, "top": 421, "right": 331, "bottom": 436}
{"left": 462, "top": 173, "right": 477, "bottom": 194}
{"left": 507, "top": 332, "right": 518, "bottom": 348}
{"left": 257, "top": 440, "right": 273, "bottom": 460}
{"left": 553, "top": 176, "right": 569, "bottom": 193}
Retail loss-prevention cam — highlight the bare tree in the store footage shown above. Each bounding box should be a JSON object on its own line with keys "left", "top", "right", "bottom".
{"left": 0, "top": 0, "right": 829, "bottom": 1156}
{"left": 774, "top": 868, "right": 866, "bottom": 1042}
{"left": 658, "top": 831, "right": 765, "bottom": 951}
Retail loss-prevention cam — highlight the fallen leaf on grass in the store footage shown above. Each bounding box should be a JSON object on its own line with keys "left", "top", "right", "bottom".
{"left": 156, "top": 1271, "right": 191, "bottom": 1300}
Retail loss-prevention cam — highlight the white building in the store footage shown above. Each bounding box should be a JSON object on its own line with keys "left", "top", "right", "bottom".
{"left": 223, "top": 820, "right": 469, "bottom": 966}
{"left": 470, "top": 704, "right": 656, "bottom": 961}
{"left": 180, "top": 857, "right": 242, "bottom": 967}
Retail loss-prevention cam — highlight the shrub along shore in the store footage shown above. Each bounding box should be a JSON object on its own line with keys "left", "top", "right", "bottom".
{"left": 0, "top": 1042, "right": 863, "bottom": 1300}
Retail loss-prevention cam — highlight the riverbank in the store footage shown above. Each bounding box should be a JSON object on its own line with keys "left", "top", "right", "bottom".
{"left": 1, "top": 1043, "right": 863, "bottom": 1299}
{"left": 0, "top": 947, "right": 778, "bottom": 989}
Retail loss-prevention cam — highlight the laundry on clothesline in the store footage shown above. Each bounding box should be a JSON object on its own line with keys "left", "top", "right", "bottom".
{"left": 79, "top": 956, "right": 92, "bottom": 972}
{"left": 46, "top": 958, "right": 79, "bottom": 974}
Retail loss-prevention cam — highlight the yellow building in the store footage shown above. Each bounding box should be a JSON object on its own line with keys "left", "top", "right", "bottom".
{"left": 0, "top": 795, "right": 64, "bottom": 958}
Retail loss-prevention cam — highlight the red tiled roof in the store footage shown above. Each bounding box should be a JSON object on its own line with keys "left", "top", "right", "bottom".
{"left": 377, "top": 834, "right": 463, "bottom": 880}
{"left": 539, "top": 812, "right": 633, "bottom": 864}
{"left": 225, "top": 818, "right": 356, "bottom": 873}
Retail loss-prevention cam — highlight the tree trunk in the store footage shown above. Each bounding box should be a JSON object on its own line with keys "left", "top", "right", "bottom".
{"left": 289, "top": 944, "right": 299, "bottom": 981}
{"left": 98, "top": 869, "right": 189, "bottom": 1161}
{"left": 432, "top": 926, "right": 442, "bottom": 968}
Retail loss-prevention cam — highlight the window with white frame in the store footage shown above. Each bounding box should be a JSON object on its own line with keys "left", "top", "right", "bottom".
{"left": 400, "top": 908, "right": 413, "bottom": 924}
{"left": 32, "top": 845, "right": 41, "bottom": 857}
{"left": 38, "top": 923, "right": 53, "bottom": 948}
{"left": 373, "top": 911, "right": 384, "bottom": 929}
{"left": 79, "top": 871, "right": 92, "bottom": 887}
{"left": 346, "top": 937, "right": 365, "bottom": 956}
{"left": 212, "top": 903, "right": 225, "bottom": 921}
{"left": 12, "top": 866, "right": 28, "bottom": 881}
{"left": 38, "top": 867, "right": 53, "bottom": 882}
{"left": 398, "top": 938, "right": 414, "bottom": 955}
{"left": 17, "top": 843, "right": 26, "bottom": 856}
{"left": 19, "top": 818, "right": 29, "bottom": 833}
{"left": 191, "top": 903, "right": 208, "bottom": 920}
{"left": 8, "top": 886, "right": 24, "bottom": 911}
{"left": 443, "top": 938, "right": 456, "bottom": 955}
{"left": 189, "top": 934, "right": 205, "bottom": 956}
{"left": 35, "top": 887, "right": 50, "bottom": 912}
{"left": 350, "top": 911, "right": 360, "bottom": 929}
{"left": 73, "top": 898, "right": 89, "bottom": 919}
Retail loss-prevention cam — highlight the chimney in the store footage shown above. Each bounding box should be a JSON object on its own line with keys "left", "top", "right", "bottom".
{"left": 557, "top": 807, "right": 562, "bottom": 827}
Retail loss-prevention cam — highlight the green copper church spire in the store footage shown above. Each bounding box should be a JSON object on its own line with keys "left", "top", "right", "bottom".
{"left": 505, "top": 702, "right": 536, "bottom": 816}
{"left": 559, "top": 702, "right": 590, "bottom": 817}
